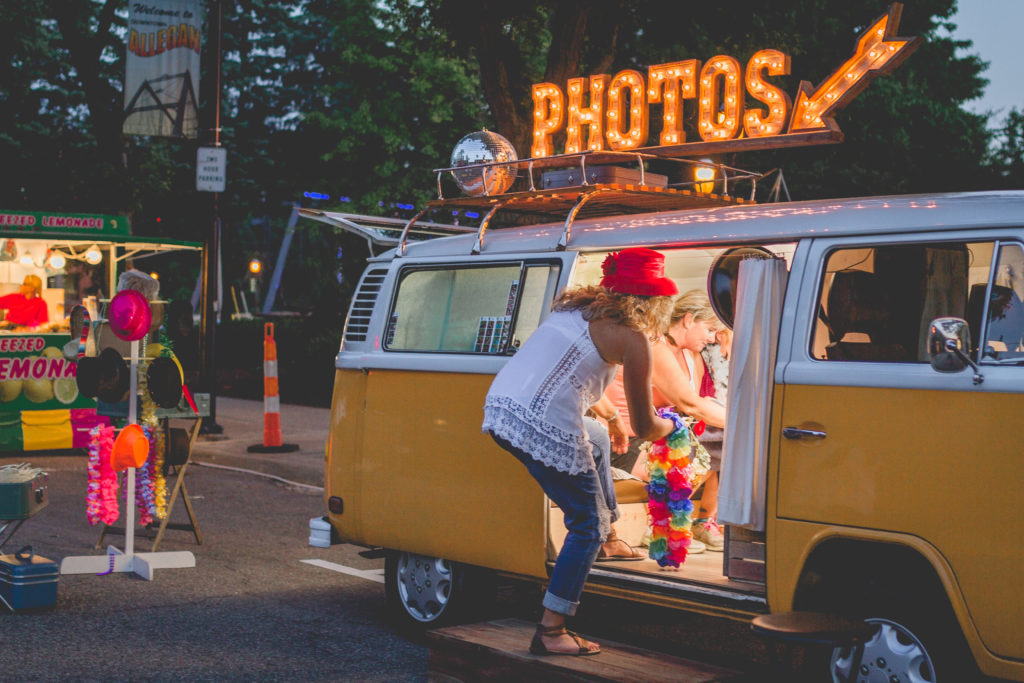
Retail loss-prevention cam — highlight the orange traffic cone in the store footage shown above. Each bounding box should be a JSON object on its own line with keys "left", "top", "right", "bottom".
{"left": 248, "top": 323, "right": 299, "bottom": 453}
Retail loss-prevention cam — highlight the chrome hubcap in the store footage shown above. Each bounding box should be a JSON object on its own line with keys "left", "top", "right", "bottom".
{"left": 394, "top": 552, "right": 454, "bottom": 623}
{"left": 831, "top": 618, "right": 936, "bottom": 683}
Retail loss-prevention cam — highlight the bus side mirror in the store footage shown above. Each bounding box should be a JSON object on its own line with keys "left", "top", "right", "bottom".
{"left": 927, "top": 317, "right": 983, "bottom": 384}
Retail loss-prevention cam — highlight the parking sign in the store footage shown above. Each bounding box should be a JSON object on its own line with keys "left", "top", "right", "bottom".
{"left": 196, "top": 147, "right": 227, "bottom": 192}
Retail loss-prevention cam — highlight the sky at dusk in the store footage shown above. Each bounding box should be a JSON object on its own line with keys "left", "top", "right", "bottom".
{"left": 949, "top": 0, "right": 1023, "bottom": 127}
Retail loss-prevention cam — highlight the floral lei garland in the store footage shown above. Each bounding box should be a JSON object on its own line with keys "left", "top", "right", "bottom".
{"left": 85, "top": 334, "right": 172, "bottom": 527}
{"left": 138, "top": 337, "right": 168, "bottom": 522}
{"left": 645, "top": 407, "right": 709, "bottom": 568}
{"left": 86, "top": 424, "right": 118, "bottom": 525}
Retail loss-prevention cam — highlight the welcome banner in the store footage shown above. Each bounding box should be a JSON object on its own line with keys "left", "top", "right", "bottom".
{"left": 123, "top": 1, "right": 202, "bottom": 138}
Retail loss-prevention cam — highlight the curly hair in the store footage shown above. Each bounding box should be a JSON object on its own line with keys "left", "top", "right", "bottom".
{"left": 553, "top": 286, "right": 674, "bottom": 337}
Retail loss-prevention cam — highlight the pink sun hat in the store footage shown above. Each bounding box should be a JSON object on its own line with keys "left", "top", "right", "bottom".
{"left": 108, "top": 289, "right": 152, "bottom": 341}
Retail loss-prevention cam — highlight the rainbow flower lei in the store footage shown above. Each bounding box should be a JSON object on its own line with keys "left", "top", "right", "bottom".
{"left": 646, "top": 407, "right": 697, "bottom": 568}
{"left": 86, "top": 424, "right": 118, "bottom": 525}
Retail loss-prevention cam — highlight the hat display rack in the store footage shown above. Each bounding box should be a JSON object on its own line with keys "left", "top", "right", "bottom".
{"left": 61, "top": 283, "right": 195, "bottom": 580}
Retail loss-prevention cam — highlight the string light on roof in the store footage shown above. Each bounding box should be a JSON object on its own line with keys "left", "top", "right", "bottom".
{"left": 84, "top": 245, "right": 103, "bottom": 265}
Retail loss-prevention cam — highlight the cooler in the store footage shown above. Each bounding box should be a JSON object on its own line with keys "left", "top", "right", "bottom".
{"left": 0, "top": 546, "right": 59, "bottom": 611}
{"left": 0, "top": 472, "right": 48, "bottom": 520}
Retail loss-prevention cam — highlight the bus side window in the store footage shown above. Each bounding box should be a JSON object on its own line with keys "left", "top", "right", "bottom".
{"left": 385, "top": 262, "right": 560, "bottom": 354}
{"left": 812, "top": 241, "right": 993, "bottom": 362}
{"left": 510, "top": 264, "right": 560, "bottom": 350}
{"left": 975, "top": 243, "right": 1024, "bottom": 361}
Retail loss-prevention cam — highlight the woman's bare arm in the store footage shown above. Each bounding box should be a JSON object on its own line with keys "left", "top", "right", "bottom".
{"left": 590, "top": 394, "right": 628, "bottom": 454}
{"left": 590, "top": 320, "right": 673, "bottom": 442}
{"left": 651, "top": 341, "right": 726, "bottom": 427}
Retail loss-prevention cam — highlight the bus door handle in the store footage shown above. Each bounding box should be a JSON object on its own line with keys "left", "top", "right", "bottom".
{"left": 782, "top": 427, "right": 827, "bottom": 440}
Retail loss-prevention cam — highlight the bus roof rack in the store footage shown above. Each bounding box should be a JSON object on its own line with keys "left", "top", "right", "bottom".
{"left": 428, "top": 150, "right": 772, "bottom": 254}
{"left": 299, "top": 209, "right": 473, "bottom": 254}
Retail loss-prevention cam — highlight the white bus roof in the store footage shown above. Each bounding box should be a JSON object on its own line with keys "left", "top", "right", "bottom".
{"left": 386, "top": 191, "right": 1024, "bottom": 260}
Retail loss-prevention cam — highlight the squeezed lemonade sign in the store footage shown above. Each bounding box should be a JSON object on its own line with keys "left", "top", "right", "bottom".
{"left": 530, "top": 3, "right": 920, "bottom": 158}
{"left": 0, "top": 337, "right": 86, "bottom": 410}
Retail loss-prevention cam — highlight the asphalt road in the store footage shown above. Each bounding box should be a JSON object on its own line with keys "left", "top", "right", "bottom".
{"left": 0, "top": 419, "right": 430, "bottom": 681}
{"left": 0, "top": 399, "right": 797, "bottom": 681}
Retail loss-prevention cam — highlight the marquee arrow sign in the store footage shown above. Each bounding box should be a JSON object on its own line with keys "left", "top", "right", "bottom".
{"left": 789, "top": 3, "right": 922, "bottom": 133}
{"left": 525, "top": 2, "right": 922, "bottom": 162}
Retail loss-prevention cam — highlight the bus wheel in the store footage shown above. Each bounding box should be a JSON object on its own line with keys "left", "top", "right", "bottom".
{"left": 830, "top": 617, "right": 937, "bottom": 683}
{"left": 826, "top": 588, "right": 975, "bottom": 683}
{"left": 385, "top": 551, "right": 467, "bottom": 630}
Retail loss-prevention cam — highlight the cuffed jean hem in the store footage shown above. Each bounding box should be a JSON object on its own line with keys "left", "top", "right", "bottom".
{"left": 542, "top": 590, "right": 578, "bottom": 616}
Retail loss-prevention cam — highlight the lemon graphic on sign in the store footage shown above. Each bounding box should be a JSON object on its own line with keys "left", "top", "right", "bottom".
{"left": 0, "top": 380, "right": 22, "bottom": 402}
{"left": 41, "top": 346, "right": 63, "bottom": 360}
{"left": 53, "top": 377, "right": 78, "bottom": 405}
{"left": 23, "top": 377, "right": 54, "bottom": 403}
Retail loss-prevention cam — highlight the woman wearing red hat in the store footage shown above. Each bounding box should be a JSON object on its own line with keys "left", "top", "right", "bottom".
{"left": 483, "top": 247, "right": 677, "bottom": 656}
{"left": 0, "top": 275, "right": 48, "bottom": 327}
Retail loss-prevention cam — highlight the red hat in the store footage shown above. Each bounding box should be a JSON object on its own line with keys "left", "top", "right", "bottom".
{"left": 599, "top": 248, "right": 678, "bottom": 297}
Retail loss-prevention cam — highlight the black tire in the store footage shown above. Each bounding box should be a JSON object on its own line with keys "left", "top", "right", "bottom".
{"left": 827, "top": 585, "right": 977, "bottom": 683}
{"left": 384, "top": 551, "right": 492, "bottom": 631}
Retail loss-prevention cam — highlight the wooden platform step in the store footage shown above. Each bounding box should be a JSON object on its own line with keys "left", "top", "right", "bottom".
{"left": 426, "top": 618, "right": 745, "bottom": 683}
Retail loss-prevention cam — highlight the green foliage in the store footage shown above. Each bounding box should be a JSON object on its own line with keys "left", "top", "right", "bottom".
{"left": 989, "top": 109, "right": 1024, "bottom": 188}
{"left": 214, "top": 314, "right": 341, "bottom": 407}
{"left": 1, "top": 1, "right": 1021, "bottom": 405}
{"left": 301, "top": 0, "right": 486, "bottom": 214}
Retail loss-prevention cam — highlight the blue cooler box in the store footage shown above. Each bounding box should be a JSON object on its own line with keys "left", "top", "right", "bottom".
{"left": 0, "top": 546, "right": 58, "bottom": 611}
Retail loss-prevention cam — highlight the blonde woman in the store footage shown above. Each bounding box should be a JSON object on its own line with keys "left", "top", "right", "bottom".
{"left": 0, "top": 274, "right": 48, "bottom": 327}
{"left": 483, "top": 248, "right": 677, "bottom": 657}
{"left": 654, "top": 290, "right": 727, "bottom": 550}
{"left": 604, "top": 290, "right": 727, "bottom": 549}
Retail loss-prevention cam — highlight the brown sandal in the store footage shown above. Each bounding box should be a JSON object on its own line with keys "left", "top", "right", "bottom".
{"left": 596, "top": 530, "right": 645, "bottom": 562}
{"left": 529, "top": 623, "right": 601, "bottom": 656}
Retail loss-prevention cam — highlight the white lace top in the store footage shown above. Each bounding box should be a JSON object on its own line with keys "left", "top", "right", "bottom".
{"left": 482, "top": 310, "right": 616, "bottom": 475}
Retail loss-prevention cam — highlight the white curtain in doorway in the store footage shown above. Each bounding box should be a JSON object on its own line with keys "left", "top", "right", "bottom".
{"left": 718, "top": 257, "right": 788, "bottom": 531}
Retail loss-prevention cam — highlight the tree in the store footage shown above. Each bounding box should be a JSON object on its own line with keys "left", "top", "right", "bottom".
{"left": 422, "top": 0, "right": 997, "bottom": 199}
{"left": 990, "top": 108, "right": 1024, "bottom": 188}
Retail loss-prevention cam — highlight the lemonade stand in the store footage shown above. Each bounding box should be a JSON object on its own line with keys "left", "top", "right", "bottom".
{"left": 0, "top": 209, "right": 202, "bottom": 451}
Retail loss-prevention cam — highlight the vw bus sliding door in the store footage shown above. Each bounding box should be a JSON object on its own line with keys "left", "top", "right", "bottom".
{"left": 344, "top": 258, "right": 565, "bottom": 579}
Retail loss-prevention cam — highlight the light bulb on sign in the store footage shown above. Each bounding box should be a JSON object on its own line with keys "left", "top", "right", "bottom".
{"left": 84, "top": 245, "right": 103, "bottom": 265}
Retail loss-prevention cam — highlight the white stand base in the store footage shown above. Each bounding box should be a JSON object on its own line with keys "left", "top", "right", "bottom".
{"left": 60, "top": 545, "right": 196, "bottom": 581}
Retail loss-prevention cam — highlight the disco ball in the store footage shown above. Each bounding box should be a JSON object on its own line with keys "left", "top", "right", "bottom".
{"left": 450, "top": 130, "right": 518, "bottom": 196}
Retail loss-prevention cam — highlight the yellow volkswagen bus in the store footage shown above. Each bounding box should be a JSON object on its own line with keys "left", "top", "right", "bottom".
{"left": 311, "top": 188, "right": 1024, "bottom": 681}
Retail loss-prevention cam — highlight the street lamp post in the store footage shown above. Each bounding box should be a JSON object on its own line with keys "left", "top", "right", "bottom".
{"left": 199, "top": 0, "right": 224, "bottom": 434}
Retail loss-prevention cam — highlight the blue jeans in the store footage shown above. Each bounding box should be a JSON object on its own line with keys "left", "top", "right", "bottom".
{"left": 490, "top": 417, "right": 618, "bottom": 616}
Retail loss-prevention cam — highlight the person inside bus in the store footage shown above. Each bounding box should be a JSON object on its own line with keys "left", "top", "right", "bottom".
{"left": 0, "top": 274, "right": 48, "bottom": 327}
{"left": 482, "top": 247, "right": 677, "bottom": 657}
{"left": 605, "top": 290, "right": 727, "bottom": 550}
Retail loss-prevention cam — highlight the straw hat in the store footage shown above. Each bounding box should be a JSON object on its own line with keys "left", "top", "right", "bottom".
{"left": 111, "top": 423, "right": 149, "bottom": 471}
